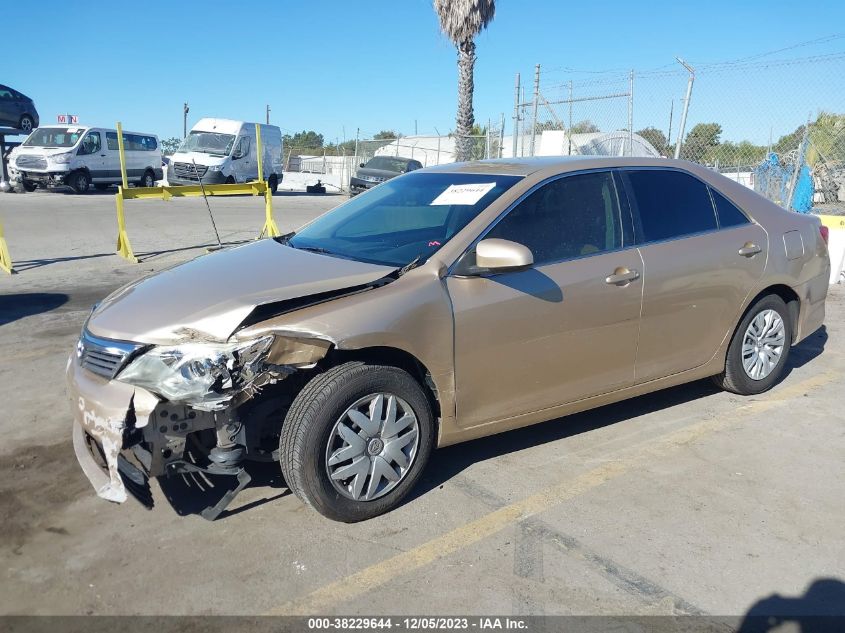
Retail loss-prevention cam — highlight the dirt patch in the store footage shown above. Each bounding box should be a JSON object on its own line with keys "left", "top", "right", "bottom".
{"left": 0, "top": 441, "right": 91, "bottom": 554}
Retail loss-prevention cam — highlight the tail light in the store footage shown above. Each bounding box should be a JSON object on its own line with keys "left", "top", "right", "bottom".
{"left": 819, "top": 225, "right": 829, "bottom": 245}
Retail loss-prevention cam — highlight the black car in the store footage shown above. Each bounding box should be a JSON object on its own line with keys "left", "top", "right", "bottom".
{"left": 0, "top": 84, "right": 39, "bottom": 133}
{"left": 350, "top": 156, "right": 423, "bottom": 194}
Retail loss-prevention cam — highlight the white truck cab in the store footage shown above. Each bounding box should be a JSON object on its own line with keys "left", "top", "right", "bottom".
{"left": 168, "top": 118, "right": 283, "bottom": 192}
{"left": 9, "top": 125, "right": 162, "bottom": 193}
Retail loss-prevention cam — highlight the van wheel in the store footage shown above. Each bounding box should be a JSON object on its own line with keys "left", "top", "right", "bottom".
{"left": 280, "top": 362, "right": 435, "bottom": 522}
{"left": 268, "top": 173, "right": 278, "bottom": 194}
{"left": 138, "top": 170, "right": 155, "bottom": 188}
{"left": 225, "top": 176, "right": 235, "bottom": 184}
{"left": 21, "top": 180, "right": 37, "bottom": 192}
{"left": 712, "top": 294, "right": 792, "bottom": 395}
{"left": 68, "top": 171, "right": 90, "bottom": 194}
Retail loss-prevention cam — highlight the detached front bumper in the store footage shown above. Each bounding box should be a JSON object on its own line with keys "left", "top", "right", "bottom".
{"left": 13, "top": 170, "right": 68, "bottom": 185}
{"left": 166, "top": 165, "right": 228, "bottom": 186}
{"left": 67, "top": 353, "right": 160, "bottom": 505}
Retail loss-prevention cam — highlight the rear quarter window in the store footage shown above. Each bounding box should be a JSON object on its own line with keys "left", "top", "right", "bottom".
{"left": 624, "top": 169, "right": 718, "bottom": 243}
{"left": 711, "top": 188, "right": 750, "bottom": 228}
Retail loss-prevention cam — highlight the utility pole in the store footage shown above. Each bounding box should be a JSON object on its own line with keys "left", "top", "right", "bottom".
{"left": 266, "top": 104, "right": 270, "bottom": 125}
{"left": 183, "top": 102, "right": 189, "bottom": 138}
{"left": 673, "top": 58, "right": 695, "bottom": 160}
{"left": 512, "top": 73, "right": 520, "bottom": 159}
{"left": 498, "top": 112, "right": 505, "bottom": 158}
{"left": 414, "top": 119, "right": 418, "bottom": 135}
{"left": 529, "top": 64, "right": 540, "bottom": 157}
{"left": 627, "top": 69, "right": 634, "bottom": 156}
{"left": 567, "top": 80, "right": 573, "bottom": 155}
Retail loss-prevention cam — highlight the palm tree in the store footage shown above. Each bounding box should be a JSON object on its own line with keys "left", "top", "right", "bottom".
{"left": 433, "top": 0, "right": 496, "bottom": 162}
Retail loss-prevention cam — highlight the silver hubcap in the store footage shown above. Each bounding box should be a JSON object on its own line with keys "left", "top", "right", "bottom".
{"left": 325, "top": 393, "right": 419, "bottom": 501}
{"left": 742, "top": 309, "right": 786, "bottom": 380}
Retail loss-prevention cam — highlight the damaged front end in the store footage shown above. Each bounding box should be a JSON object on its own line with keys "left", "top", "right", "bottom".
{"left": 68, "top": 330, "right": 331, "bottom": 520}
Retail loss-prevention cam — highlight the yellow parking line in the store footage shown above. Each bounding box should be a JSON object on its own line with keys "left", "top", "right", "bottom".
{"left": 267, "top": 369, "right": 840, "bottom": 615}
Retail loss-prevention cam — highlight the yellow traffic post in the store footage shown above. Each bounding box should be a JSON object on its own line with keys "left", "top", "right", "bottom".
{"left": 116, "top": 121, "right": 129, "bottom": 189}
{"left": 0, "top": 218, "right": 15, "bottom": 275}
{"left": 256, "top": 123, "right": 280, "bottom": 238}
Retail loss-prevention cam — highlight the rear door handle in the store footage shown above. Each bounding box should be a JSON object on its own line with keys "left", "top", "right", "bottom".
{"left": 605, "top": 268, "right": 640, "bottom": 285}
{"left": 738, "top": 242, "right": 762, "bottom": 257}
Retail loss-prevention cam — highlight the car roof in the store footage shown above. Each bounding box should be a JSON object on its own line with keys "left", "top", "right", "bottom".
{"left": 422, "top": 155, "right": 684, "bottom": 176}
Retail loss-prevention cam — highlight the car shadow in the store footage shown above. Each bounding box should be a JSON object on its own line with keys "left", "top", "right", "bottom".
{"left": 736, "top": 577, "right": 845, "bottom": 632}
{"left": 405, "top": 327, "right": 828, "bottom": 505}
{"left": 0, "top": 292, "right": 68, "bottom": 326}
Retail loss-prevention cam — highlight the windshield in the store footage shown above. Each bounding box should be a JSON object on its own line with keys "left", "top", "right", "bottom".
{"left": 178, "top": 131, "right": 236, "bottom": 156}
{"left": 287, "top": 172, "right": 522, "bottom": 267}
{"left": 364, "top": 156, "right": 414, "bottom": 173}
{"left": 22, "top": 128, "right": 84, "bottom": 148}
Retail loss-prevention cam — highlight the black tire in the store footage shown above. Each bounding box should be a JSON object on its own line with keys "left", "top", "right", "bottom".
{"left": 138, "top": 170, "right": 155, "bottom": 188}
{"left": 712, "top": 294, "right": 792, "bottom": 395}
{"left": 68, "top": 170, "right": 90, "bottom": 194}
{"left": 19, "top": 115, "right": 34, "bottom": 133}
{"left": 280, "top": 362, "right": 435, "bottom": 522}
{"left": 94, "top": 183, "right": 110, "bottom": 191}
{"left": 21, "top": 180, "right": 37, "bottom": 192}
{"left": 268, "top": 173, "right": 278, "bottom": 194}
{"left": 225, "top": 175, "right": 235, "bottom": 184}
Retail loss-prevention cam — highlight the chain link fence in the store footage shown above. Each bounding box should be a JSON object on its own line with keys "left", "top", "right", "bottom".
{"left": 515, "top": 50, "right": 845, "bottom": 212}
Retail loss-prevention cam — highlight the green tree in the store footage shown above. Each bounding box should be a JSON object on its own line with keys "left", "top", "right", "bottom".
{"left": 571, "top": 120, "right": 599, "bottom": 134}
{"left": 373, "top": 130, "right": 398, "bottom": 140}
{"left": 160, "top": 137, "right": 182, "bottom": 155}
{"left": 283, "top": 130, "right": 324, "bottom": 151}
{"left": 636, "top": 127, "right": 668, "bottom": 156}
{"left": 681, "top": 122, "right": 722, "bottom": 163}
{"left": 434, "top": 0, "right": 496, "bottom": 162}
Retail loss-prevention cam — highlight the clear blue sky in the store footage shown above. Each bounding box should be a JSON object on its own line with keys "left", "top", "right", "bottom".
{"left": 5, "top": 0, "right": 845, "bottom": 144}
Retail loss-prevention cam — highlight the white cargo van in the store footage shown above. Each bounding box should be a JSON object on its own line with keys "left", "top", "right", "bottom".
{"left": 8, "top": 125, "right": 162, "bottom": 193}
{"left": 168, "top": 118, "right": 283, "bottom": 192}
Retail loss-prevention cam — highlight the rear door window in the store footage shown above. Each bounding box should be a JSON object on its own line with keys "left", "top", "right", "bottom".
{"left": 623, "top": 169, "right": 717, "bottom": 243}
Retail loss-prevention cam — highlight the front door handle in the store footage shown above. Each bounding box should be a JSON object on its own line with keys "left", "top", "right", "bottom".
{"left": 738, "top": 242, "right": 762, "bottom": 257}
{"left": 605, "top": 267, "right": 640, "bottom": 286}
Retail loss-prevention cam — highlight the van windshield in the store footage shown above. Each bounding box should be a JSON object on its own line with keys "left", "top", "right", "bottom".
{"left": 179, "top": 131, "right": 236, "bottom": 156}
{"left": 287, "top": 172, "right": 523, "bottom": 267}
{"left": 23, "top": 128, "right": 84, "bottom": 148}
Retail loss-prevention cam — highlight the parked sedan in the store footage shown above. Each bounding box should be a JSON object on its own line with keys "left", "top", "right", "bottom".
{"left": 0, "top": 84, "right": 39, "bottom": 132}
{"left": 350, "top": 155, "right": 422, "bottom": 194}
{"left": 67, "top": 157, "right": 829, "bottom": 522}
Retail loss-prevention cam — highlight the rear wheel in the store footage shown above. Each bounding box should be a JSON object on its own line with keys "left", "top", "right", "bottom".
{"left": 268, "top": 173, "right": 278, "bottom": 194}
{"left": 280, "top": 362, "right": 435, "bottom": 522}
{"left": 18, "top": 115, "right": 34, "bottom": 133}
{"left": 68, "top": 171, "right": 90, "bottom": 194}
{"left": 138, "top": 170, "right": 155, "bottom": 188}
{"left": 712, "top": 294, "right": 792, "bottom": 395}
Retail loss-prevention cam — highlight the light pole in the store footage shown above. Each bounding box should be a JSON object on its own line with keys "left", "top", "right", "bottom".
{"left": 673, "top": 58, "right": 695, "bottom": 160}
{"left": 266, "top": 104, "right": 270, "bottom": 125}
{"left": 183, "top": 102, "right": 190, "bottom": 138}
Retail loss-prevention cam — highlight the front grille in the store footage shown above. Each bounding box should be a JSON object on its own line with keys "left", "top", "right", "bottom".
{"left": 173, "top": 162, "right": 208, "bottom": 180}
{"left": 16, "top": 154, "right": 47, "bottom": 170}
{"left": 77, "top": 330, "right": 144, "bottom": 379}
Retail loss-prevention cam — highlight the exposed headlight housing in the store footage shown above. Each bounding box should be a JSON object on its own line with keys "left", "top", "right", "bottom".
{"left": 117, "top": 336, "right": 273, "bottom": 410}
{"left": 52, "top": 152, "right": 74, "bottom": 164}
{"left": 209, "top": 164, "right": 226, "bottom": 171}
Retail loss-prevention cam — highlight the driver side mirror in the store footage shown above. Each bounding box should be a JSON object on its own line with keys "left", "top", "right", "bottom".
{"left": 474, "top": 238, "right": 534, "bottom": 272}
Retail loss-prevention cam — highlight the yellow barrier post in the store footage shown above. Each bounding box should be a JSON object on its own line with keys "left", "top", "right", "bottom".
{"left": 114, "top": 121, "right": 137, "bottom": 262}
{"left": 255, "top": 123, "right": 280, "bottom": 238}
{"left": 116, "top": 121, "right": 129, "bottom": 189}
{"left": 0, "top": 218, "right": 15, "bottom": 274}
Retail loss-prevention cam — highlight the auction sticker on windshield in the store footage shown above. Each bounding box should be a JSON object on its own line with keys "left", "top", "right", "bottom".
{"left": 430, "top": 182, "right": 496, "bottom": 206}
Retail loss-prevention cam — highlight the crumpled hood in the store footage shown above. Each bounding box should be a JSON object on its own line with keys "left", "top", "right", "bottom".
{"left": 169, "top": 151, "right": 227, "bottom": 168}
{"left": 87, "top": 240, "right": 396, "bottom": 344}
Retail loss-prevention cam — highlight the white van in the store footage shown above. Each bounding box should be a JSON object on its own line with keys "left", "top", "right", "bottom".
{"left": 8, "top": 125, "right": 162, "bottom": 193}
{"left": 167, "top": 118, "right": 283, "bottom": 192}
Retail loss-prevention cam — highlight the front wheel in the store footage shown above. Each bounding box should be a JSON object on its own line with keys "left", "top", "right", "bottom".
{"left": 21, "top": 180, "right": 37, "bottom": 192}
{"left": 280, "top": 362, "right": 435, "bottom": 522}
{"left": 712, "top": 294, "right": 792, "bottom": 395}
{"left": 68, "top": 171, "right": 89, "bottom": 194}
{"left": 19, "top": 115, "right": 34, "bottom": 133}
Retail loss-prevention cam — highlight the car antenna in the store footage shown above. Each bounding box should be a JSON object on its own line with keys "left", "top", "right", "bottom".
{"left": 192, "top": 158, "right": 223, "bottom": 250}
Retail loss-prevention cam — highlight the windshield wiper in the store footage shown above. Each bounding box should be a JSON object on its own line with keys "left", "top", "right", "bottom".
{"left": 398, "top": 255, "right": 422, "bottom": 276}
